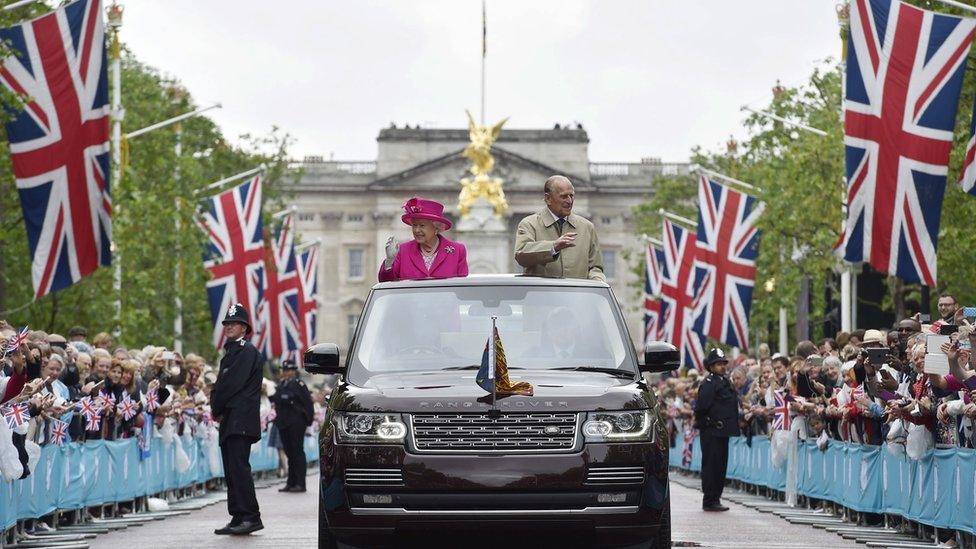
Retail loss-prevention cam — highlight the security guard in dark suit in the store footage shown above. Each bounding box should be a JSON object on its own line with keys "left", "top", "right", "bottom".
{"left": 271, "top": 359, "right": 314, "bottom": 492}
{"left": 212, "top": 304, "right": 264, "bottom": 536}
{"left": 694, "top": 348, "right": 740, "bottom": 511}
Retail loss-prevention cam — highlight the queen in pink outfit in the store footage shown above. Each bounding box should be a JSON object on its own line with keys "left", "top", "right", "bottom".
{"left": 378, "top": 197, "right": 469, "bottom": 282}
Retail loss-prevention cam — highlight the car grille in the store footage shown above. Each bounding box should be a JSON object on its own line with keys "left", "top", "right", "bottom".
{"left": 585, "top": 466, "right": 646, "bottom": 485}
{"left": 409, "top": 412, "right": 579, "bottom": 453}
{"left": 345, "top": 468, "right": 404, "bottom": 486}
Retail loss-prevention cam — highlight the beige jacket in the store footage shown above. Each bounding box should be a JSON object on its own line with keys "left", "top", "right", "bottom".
{"left": 514, "top": 208, "right": 605, "bottom": 281}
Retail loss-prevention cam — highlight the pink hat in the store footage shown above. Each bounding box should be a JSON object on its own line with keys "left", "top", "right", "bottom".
{"left": 400, "top": 197, "right": 452, "bottom": 230}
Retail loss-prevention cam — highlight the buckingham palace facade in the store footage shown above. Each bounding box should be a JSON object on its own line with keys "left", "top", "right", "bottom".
{"left": 284, "top": 125, "right": 689, "bottom": 352}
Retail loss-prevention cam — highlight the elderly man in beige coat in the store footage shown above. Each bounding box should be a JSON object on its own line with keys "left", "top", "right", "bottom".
{"left": 514, "top": 175, "right": 605, "bottom": 281}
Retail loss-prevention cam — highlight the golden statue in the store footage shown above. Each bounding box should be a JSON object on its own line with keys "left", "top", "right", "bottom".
{"left": 458, "top": 110, "right": 509, "bottom": 217}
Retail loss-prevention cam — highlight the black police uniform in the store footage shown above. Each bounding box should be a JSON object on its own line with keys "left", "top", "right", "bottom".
{"left": 693, "top": 349, "right": 740, "bottom": 510}
{"left": 271, "top": 365, "right": 314, "bottom": 491}
{"left": 211, "top": 304, "right": 264, "bottom": 532}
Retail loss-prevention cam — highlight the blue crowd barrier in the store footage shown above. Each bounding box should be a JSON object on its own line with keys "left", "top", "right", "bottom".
{"left": 670, "top": 435, "right": 976, "bottom": 535}
{"left": 0, "top": 433, "right": 320, "bottom": 531}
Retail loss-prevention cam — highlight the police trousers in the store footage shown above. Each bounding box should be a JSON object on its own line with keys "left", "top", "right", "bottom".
{"left": 220, "top": 435, "right": 261, "bottom": 523}
{"left": 699, "top": 434, "right": 729, "bottom": 507}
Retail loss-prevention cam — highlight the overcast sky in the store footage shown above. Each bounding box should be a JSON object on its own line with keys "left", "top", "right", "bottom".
{"left": 121, "top": 1, "right": 840, "bottom": 163}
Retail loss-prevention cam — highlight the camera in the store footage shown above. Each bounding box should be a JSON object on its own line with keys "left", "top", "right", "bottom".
{"left": 161, "top": 351, "right": 176, "bottom": 361}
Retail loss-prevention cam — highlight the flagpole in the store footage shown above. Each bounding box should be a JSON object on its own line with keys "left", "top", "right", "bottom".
{"left": 641, "top": 234, "right": 664, "bottom": 248}
{"left": 174, "top": 121, "right": 183, "bottom": 354}
{"left": 108, "top": 3, "right": 123, "bottom": 338}
{"left": 740, "top": 106, "right": 828, "bottom": 137}
{"left": 126, "top": 103, "right": 221, "bottom": 140}
{"left": 480, "top": 0, "right": 486, "bottom": 124}
{"left": 197, "top": 164, "right": 267, "bottom": 196}
{"left": 693, "top": 166, "right": 761, "bottom": 193}
{"left": 837, "top": 2, "right": 853, "bottom": 333}
{"left": 489, "top": 314, "right": 498, "bottom": 417}
{"left": 271, "top": 205, "right": 297, "bottom": 219}
{"left": 295, "top": 238, "right": 322, "bottom": 251}
{"left": 657, "top": 209, "right": 696, "bottom": 228}
{"left": 1, "top": 0, "right": 41, "bottom": 10}
{"left": 933, "top": 0, "right": 976, "bottom": 16}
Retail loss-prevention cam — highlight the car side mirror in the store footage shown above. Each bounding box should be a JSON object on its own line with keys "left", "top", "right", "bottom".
{"left": 640, "top": 341, "right": 680, "bottom": 373}
{"left": 304, "top": 343, "right": 342, "bottom": 375}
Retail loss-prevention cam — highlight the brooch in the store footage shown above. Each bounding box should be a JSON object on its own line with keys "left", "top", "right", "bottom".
{"left": 444, "top": 246, "right": 455, "bottom": 254}
{"left": 409, "top": 205, "right": 423, "bottom": 213}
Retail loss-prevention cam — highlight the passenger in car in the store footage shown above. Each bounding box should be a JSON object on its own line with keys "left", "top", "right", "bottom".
{"left": 378, "top": 197, "right": 469, "bottom": 281}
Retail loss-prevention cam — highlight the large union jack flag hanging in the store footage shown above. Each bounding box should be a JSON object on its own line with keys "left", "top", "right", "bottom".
{"left": 643, "top": 243, "right": 664, "bottom": 345}
{"left": 659, "top": 219, "right": 706, "bottom": 370}
{"left": 838, "top": 0, "right": 976, "bottom": 287}
{"left": 693, "top": 176, "right": 764, "bottom": 350}
{"left": 198, "top": 175, "right": 265, "bottom": 349}
{"left": 0, "top": 0, "right": 111, "bottom": 299}
{"left": 296, "top": 244, "right": 320, "bottom": 354}
{"left": 253, "top": 213, "right": 302, "bottom": 360}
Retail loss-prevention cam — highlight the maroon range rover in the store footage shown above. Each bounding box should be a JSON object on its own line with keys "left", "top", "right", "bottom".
{"left": 305, "top": 275, "right": 678, "bottom": 549}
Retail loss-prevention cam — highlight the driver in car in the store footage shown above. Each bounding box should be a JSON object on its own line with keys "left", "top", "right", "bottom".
{"left": 530, "top": 307, "right": 604, "bottom": 360}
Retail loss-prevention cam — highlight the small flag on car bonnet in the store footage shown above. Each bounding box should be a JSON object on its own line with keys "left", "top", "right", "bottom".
{"left": 476, "top": 319, "right": 532, "bottom": 397}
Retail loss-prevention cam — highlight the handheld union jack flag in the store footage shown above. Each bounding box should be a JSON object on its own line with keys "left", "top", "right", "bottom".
{"left": 296, "top": 244, "right": 320, "bottom": 354}
{"left": 838, "top": 0, "right": 976, "bottom": 287}
{"left": 0, "top": 0, "right": 111, "bottom": 299}
{"left": 693, "top": 176, "right": 764, "bottom": 349}
{"left": 198, "top": 175, "right": 265, "bottom": 349}
{"left": 254, "top": 213, "right": 302, "bottom": 360}
{"left": 644, "top": 243, "right": 664, "bottom": 345}
{"left": 771, "top": 389, "right": 791, "bottom": 431}
{"left": 98, "top": 390, "right": 115, "bottom": 408}
{"left": 659, "top": 219, "right": 706, "bottom": 370}
{"left": 77, "top": 396, "right": 98, "bottom": 420}
{"left": 85, "top": 413, "right": 100, "bottom": 431}
{"left": 117, "top": 395, "right": 137, "bottom": 421}
{"left": 1, "top": 402, "right": 30, "bottom": 429}
{"left": 681, "top": 427, "right": 696, "bottom": 467}
{"left": 143, "top": 389, "right": 159, "bottom": 413}
{"left": 3, "top": 325, "right": 29, "bottom": 356}
{"left": 50, "top": 418, "right": 68, "bottom": 445}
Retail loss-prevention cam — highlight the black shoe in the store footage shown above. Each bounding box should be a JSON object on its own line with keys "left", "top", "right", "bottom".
{"left": 286, "top": 486, "right": 307, "bottom": 493}
{"left": 226, "top": 520, "right": 264, "bottom": 535}
{"left": 214, "top": 520, "right": 241, "bottom": 535}
{"left": 278, "top": 485, "right": 294, "bottom": 492}
{"left": 702, "top": 504, "right": 729, "bottom": 512}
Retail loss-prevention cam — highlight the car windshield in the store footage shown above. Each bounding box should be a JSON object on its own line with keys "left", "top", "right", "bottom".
{"left": 347, "top": 284, "right": 636, "bottom": 384}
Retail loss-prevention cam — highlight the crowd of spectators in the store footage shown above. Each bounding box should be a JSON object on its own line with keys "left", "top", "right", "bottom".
{"left": 0, "top": 321, "right": 330, "bottom": 484}
{"left": 661, "top": 294, "right": 976, "bottom": 459}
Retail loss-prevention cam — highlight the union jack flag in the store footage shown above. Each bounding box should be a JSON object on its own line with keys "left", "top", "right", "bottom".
{"left": 50, "top": 418, "right": 67, "bottom": 445}
{"left": 960, "top": 92, "right": 976, "bottom": 195}
{"left": 681, "top": 427, "right": 696, "bottom": 467}
{"left": 254, "top": 213, "right": 302, "bottom": 360}
{"left": 77, "top": 396, "right": 98, "bottom": 420}
{"left": 296, "top": 244, "right": 320, "bottom": 354}
{"left": 659, "top": 219, "right": 706, "bottom": 370}
{"left": 0, "top": 0, "right": 111, "bottom": 299}
{"left": 1, "top": 402, "right": 30, "bottom": 429}
{"left": 771, "top": 389, "right": 791, "bottom": 431}
{"left": 837, "top": 0, "right": 976, "bottom": 287}
{"left": 85, "top": 413, "right": 100, "bottom": 431}
{"left": 3, "top": 325, "right": 29, "bottom": 356}
{"left": 117, "top": 394, "right": 136, "bottom": 421}
{"left": 198, "top": 175, "right": 265, "bottom": 349}
{"left": 143, "top": 389, "right": 159, "bottom": 413}
{"left": 693, "top": 176, "right": 764, "bottom": 349}
{"left": 98, "top": 389, "right": 115, "bottom": 408}
{"left": 644, "top": 243, "right": 664, "bottom": 345}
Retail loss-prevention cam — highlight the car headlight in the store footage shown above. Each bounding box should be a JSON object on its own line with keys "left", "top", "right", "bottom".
{"left": 334, "top": 412, "right": 407, "bottom": 444}
{"left": 582, "top": 410, "right": 654, "bottom": 442}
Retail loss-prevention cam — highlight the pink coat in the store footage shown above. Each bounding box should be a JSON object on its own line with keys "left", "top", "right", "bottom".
{"left": 377, "top": 237, "right": 469, "bottom": 281}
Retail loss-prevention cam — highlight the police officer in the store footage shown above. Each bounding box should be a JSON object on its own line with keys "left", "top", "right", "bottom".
{"left": 271, "top": 359, "right": 314, "bottom": 493}
{"left": 694, "top": 348, "right": 740, "bottom": 511}
{"left": 212, "top": 304, "right": 264, "bottom": 535}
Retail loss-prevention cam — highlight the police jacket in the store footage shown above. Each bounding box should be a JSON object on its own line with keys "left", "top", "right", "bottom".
{"left": 271, "top": 377, "right": 314, "bottom": 429}
{"left": 694, "top": 373, "right": 741, "bottom": 437}
{"left": 211, "top": 337, "right": 263, "bottom": 444}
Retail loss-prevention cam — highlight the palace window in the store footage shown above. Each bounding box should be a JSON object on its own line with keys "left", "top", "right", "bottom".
{"left": 348, "top": 248, "right": 364, "bottom": 279}
{"left": 602, "top": 250, "right": 617, "bottom": 280}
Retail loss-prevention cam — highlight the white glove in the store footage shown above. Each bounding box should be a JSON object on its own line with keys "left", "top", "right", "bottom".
{"left": 384, "top": 236, "right": 400, "bottom": 269}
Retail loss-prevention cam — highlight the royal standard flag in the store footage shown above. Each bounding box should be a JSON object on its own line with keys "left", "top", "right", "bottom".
{"left": 476, "top": 325, "right": 532, "bottom": 397}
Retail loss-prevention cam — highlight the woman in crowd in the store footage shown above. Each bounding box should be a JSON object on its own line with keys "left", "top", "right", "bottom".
{"left": 378, "top": 197, "right": 468, "bottom": 281}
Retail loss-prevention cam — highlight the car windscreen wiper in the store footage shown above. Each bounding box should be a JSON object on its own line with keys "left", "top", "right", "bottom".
{"left": 549, "top": 366, "right": 637, "bottom": 379}
{"left": 440, "top": 364, "right": 525, "bottom": 371}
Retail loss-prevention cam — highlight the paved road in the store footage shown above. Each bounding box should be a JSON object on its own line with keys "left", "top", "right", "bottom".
{"left": 89, "top": 471, "right": 864, "bottom": 549}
